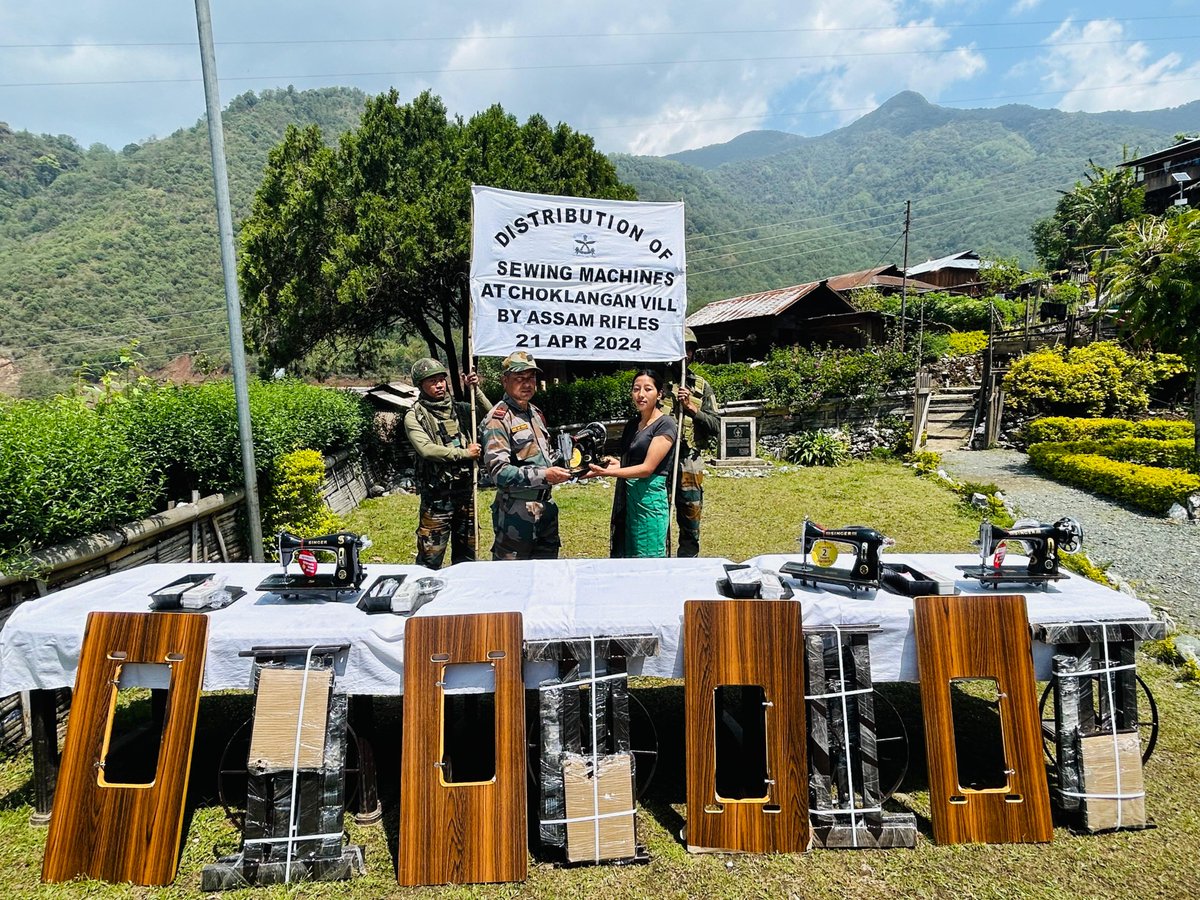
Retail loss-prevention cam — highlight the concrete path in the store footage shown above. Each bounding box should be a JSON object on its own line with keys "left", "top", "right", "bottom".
{"left": 940, "top": 449, "right": 1200, "bottom": 629}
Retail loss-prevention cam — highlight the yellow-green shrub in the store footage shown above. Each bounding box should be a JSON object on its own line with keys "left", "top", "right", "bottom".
{"left": 946, "top": 331, "right": 988, "bottom": 356}
{"left": 1004, "top": 342, "right": 1155, "bottom": 418}
{"left": 260, "top": 449, "right": 342, "bottom": 556}
{"left": 1030, "top": 437, "right": 1198, "bottom": 471}
{"left": 1027, "top": 442, "right": 1200, "bottom": 513}
{"left": 1023, "top": 416, "right": 1195, "bottom": 444}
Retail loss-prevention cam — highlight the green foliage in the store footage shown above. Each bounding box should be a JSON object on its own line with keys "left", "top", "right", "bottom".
{"left": 240, "top": 90, "right": 636, "bottom": 380}
{"left": 1028, "top": 438, "right": 1197, "bottom": 472}
{"left": 780, "top": 430, "right": 850, "bottom": 467}
{"left": 905, "top": 449, "right": 943, "bottom": 476}
{"left": 535, "top": 370, "right": 637, "bottom": 424}
{"left": 103, "top": 378, "right": 370, "bottom": 501}
{"left": 1023, "top": 416, "right": 1195, "bottom": 444}
{"left": 946, "top": 331, "right": 988, "bottom": 355}
{"left": 1100, "top": 209, "right": 1200, "bottom": 454}
{"left": 1027, "top": 442, "right": 1200, "bottom": 513}
{"left": 1143, "top": 634, "right": 1200, "bottom": 681}
{"left": 0, "top": 396, "right": 160, "bottom": 559}
{"left": 1003, "top": 341, "right": 1158, "bottom": 418}
{"left": 260, "top": 449, "right": 343, "bottom": 553}
{"left": 1030, "top": 159, "right": 1144, "bottom": 270}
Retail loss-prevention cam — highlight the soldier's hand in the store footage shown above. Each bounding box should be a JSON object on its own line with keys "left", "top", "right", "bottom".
{"left": 544, "top": 466, "right": 572, "bottom": 485}
{"left": 462, "top": 371, "right": 480, "bottom": 389}
{"left": 676, "top": 385, "right": 695, "bottom": 416}
{"left": 465, "top": 442, "right": 481, "bottom": 459}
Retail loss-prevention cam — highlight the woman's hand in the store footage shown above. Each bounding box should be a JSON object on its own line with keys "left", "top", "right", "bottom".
{"left": 588, "top": 457, "right": 619, "bottom": 477}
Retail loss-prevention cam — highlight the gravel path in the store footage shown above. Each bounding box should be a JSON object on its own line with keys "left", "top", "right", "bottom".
{"left": 940, "top": 449, "right": 1200, "bottom": 629}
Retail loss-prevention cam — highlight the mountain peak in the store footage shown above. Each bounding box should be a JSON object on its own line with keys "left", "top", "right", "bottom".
{"left": 844, "top": 91, "right": 950, "bottom": 136}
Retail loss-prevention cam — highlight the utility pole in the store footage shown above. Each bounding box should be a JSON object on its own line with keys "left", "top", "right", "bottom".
{"left": 194, "top": 0, "right": 264, "bottom": 561}
{"left": 899, "top": 200, "right": 911, "bottom": 348}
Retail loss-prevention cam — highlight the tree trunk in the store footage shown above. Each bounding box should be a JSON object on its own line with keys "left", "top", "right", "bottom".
{"left": 1194, "top": 349, "right": 1200, "bottom": 459}
{"left": 440, "top": 292, "right": 461, "bottom": 400}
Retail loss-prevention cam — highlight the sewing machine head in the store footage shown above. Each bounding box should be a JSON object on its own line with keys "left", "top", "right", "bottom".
{"left": 557, "top": 421, "right": 608, "bottom": 477}
{"left": 264, "top": 531, "right": 369, "bottom": 595}
{"left": 978, "top": 517, "right": 1083, "bottom": 578}
{"left": 779, "top": 519, "right": 894, "bottom": 593}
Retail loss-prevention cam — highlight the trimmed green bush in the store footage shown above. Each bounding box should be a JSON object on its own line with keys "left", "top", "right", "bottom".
{"left": 104, "top": 378, "right": 370, "bottom": 500}
{"left": 1027, "top": 442, "right": 1200, "bottom": 513}
{"left": 1031, "top": 438, "right": 1198, "bottom": 472}
{"left": 0, "top": 397, "right": 161, "bottom": 555}
{"left": 1024, "top": 416, "right": 1195, "bottom": 444}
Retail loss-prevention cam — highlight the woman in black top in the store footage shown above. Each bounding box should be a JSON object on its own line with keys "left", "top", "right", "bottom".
{"left": 588, "top": 369, "right": 678, "bottom": 557}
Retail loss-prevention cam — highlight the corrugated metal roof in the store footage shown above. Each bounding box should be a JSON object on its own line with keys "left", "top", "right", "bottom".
{"left": 825, "top": 267, "right": 891, "bottom": 292}
{"left": 906, "top": 250, "right": 979, "bottom": 277}
{"left": 1119, "top": 137, "right": 1200, "bottom": 169}
{"left": 686, "top": 281, "right": 821, "bottom": 327}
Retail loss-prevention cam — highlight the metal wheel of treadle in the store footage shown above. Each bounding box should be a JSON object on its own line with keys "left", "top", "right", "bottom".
{"left": 217, "top": 717, "right": 363, "bottom": 830}
{"left": 1038, "top": 674, "right": 1160, "bottom": 768}
{"left": 819, "top": 689, "right": 909, "bottom": 802}
{"left": 525, "top": 690, "right": 659, "bottom": 800}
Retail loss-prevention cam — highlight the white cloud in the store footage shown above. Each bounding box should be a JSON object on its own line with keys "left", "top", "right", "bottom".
{"left": 1011, "top": 0, "right": 1042, "bottom": 13}
{"left": 1040, "top": 18, "right": 1200, "bottom": 112}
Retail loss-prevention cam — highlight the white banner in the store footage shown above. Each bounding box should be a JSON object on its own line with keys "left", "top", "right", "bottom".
{"left": 470, "top": 186, "right": 686, "bottom": 361}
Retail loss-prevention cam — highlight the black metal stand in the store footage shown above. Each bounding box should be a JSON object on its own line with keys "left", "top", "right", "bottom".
{"left": 1034, "top": 621, "right": 1164, "bottom": 832}
{"left": 804, "top": 626, "right": 916, "bottom": 849}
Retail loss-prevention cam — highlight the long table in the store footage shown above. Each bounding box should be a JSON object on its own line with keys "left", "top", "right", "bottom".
{"left": 0, "top": 554, "right": 1152, "bottom": 695}
{"left": 0, "top": 554, "right": 1153, "bottom": 821}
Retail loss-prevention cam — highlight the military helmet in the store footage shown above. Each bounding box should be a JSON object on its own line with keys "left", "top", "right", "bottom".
{"left": 684, "top": 326, "right": 698, "bottom": 345}
{"left": 411, "top": 357, "right": 448, "bottom": 384}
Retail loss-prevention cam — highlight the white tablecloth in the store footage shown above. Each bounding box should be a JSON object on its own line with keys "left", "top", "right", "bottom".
{"left": 0, "top": 555, "right": 1152, "bottom": 694}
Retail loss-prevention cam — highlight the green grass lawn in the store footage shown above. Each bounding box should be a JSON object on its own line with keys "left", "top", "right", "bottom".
{"left": 3, "top": 460, "right": 1198, "bottom": 899}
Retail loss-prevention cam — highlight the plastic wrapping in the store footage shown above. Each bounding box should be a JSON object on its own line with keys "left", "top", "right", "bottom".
{"left": 803, "top": 627, "right": 916, "bottom": 849}
{"left": 201, "top": 654, "right": 364, "bottom": 890}
{"left": 1043, "top": 622, "right": 1155, "bottom": 832}
{"left": 525, "top": 635, "right": 657, "bottom": 861}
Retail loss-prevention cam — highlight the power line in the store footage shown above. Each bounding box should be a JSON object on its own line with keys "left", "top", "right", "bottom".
{"left": 4, "top": 36, "right": 1199, "bottom": 88}
{"left": 4, "top": 14, "right": 1199, "bottom": 49}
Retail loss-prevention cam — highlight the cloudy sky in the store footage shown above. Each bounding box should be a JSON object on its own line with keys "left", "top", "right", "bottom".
{"left": 2, "top": 1, "right": 1198, "bottom": 156}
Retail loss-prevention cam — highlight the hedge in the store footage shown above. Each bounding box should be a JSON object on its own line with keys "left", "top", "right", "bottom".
{"left": 1027, "top": 442, "right": 1200, "bottom": 514}
{"left": 1033, "top": 438, "right": 1198, "bottom": 472}
{"left": 104, "top": 379, "right": 371, "bottom": 501}
{"left": 0, "top": 397, "right": 161, "bottom": 554}
{"left": 0, "top": 379, "right": 370, "bottom": 560}
{"left": 1004, "top": 342, "right": 1158, "bottom": 419}
{"left": 1024, "top": 416, "right": 1195, "bottom": 445}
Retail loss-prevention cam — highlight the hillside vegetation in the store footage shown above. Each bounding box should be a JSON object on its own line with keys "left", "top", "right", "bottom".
{"left": 1, "top": 87, "right": 1194, "bottom": 395}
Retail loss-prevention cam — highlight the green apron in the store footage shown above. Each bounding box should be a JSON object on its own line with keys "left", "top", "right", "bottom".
{"left": 623, "top": 474, "right": 669, "bottom": 558}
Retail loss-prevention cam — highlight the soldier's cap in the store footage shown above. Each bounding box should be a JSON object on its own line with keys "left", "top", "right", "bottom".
{"left": 684, "top": 326, "right": 699, "bottom": 346}
{"left": 411, "top": 357, "right": 449, "bottom": 384}
{"left": 502, "top": 350, "right": 542, "bottom": 374}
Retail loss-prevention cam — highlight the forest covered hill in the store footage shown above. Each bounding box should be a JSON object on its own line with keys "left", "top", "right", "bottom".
{"left": 1, "top": 87, "right": 1194, "bottom": 395}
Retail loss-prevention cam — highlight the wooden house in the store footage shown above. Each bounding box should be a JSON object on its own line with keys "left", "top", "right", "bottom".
{"left": 1119, "top": 138, "right": 1200, "bottom": 214}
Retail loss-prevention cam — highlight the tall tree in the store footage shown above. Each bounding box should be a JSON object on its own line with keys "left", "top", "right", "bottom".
{"left": 1031, "top": 160, "right": 1144, "bottom": 272}
{"left": 1099, "top": 209, "right": 1200, "bottom": 455}
{"left": 239, "top": 90, "right": 636, "bottom": 385}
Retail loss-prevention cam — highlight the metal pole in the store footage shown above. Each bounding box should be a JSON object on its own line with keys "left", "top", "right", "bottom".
{"left": 194, "top": 0, "right": 264, "bottom": 561}
{"left": 899, "top": 200, "right": 910, "bottom": 347}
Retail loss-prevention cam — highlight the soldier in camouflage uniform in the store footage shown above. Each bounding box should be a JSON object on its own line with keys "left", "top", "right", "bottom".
{"left": 483, "top": 351, "right": 571, "bottom": 560}
{"left": 404, "top": 358, "right": 492, "bottom": 569}
{"left": 663, "top": 328, "right": 721, "bottom": 557}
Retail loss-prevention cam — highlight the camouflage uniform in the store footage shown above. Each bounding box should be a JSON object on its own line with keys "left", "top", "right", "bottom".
{"left": 483, "top": 394, "right": 561, "bottom": 560}
{"left": 404, "top": 371, "right": 491, "bottom": 569}
{"left": 663, "top": 371, "right": 720, "bottom": 557}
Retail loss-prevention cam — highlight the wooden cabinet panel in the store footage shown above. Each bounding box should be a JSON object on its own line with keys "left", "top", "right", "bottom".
{"left": 42, "top": 612, "right": 208, "bottom": 885}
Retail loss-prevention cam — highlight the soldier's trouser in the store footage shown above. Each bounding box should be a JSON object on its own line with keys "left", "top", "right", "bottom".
{"left": 415, "top": 489, "right": 476, "bottom": 569}
{"left": 674, "top": 454, "right": 705, "bottom": 558}
{"left": 491, "top": 492, "right": 560, "bottom": 560}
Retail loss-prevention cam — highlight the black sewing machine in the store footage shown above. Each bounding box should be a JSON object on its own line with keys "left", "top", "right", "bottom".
{"left": 255, "top": 531, "right": 369, "bottom": 598}
{"left": 956, "top": 517, "right": 1083, "bottom": 588}
{"left": 556, "top": 421, "right": 607, "bottom": 477}
{"left": 780, "top": 519, "right": 892, "bottom": 595}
